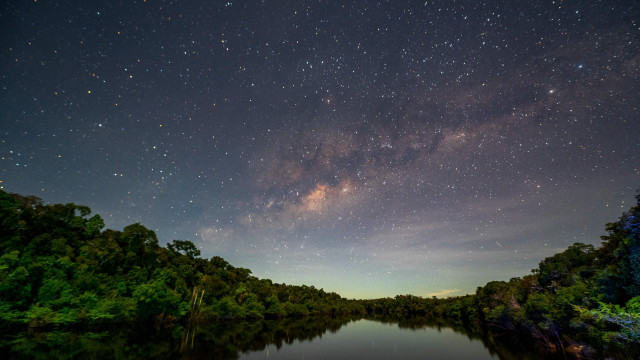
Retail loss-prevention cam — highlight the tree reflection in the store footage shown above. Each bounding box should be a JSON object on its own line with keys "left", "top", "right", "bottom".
{"left": 1, "top": 315, "right": 565, "bottom": 359}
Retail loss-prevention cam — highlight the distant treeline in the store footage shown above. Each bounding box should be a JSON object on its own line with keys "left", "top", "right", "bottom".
{"left": 359, "top": 191, "right": 640, "bottom": 356}
{"left": 1, "top": 189, "right": 639, "bottom": 357}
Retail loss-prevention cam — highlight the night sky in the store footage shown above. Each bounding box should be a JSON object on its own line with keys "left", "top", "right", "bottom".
{"left": 2, "top": 1, "right": 639, "bottom": 299}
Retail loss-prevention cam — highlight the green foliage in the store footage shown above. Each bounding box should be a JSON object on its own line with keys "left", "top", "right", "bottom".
{"left": 264, "top": 294, "right": 285, "bottom": 317}
{"left": 0, "top": 190, "right": 360, "bottom": 326}
{"left": 2, "top": 185, "right": 639, "bottom": 357}
{"left": 243, "top": 293, "right": 265, "bottom": 318}
{"left": 537, "top": 242, "right": 595, "bottom": 288}
{"left": 576, "top": 302, "right": 640, "bottom": 343}
{"left": 283, "top": 301, "right": 310, "bottom": 316}
{"left": 357, "top": 190, "right": 640, "bottom": 353}
{"left": 0, "top": 251, "right": 31, "bottom": 307}
{"left": 215, "top": 296, "right": 244, "bottom": 318}
{"left": 627, "top": 296, "right": 640, "bottom": 313}
{"left": 132, "top": 280, "right": 186, "bottom": 319}
{"left": 618, "top": 238, "right": 640, "bottom": 298}
{"left": 167, "top": 239, "right": 201, "bottom": 258}
{"left": 593, "top": 267, "right": 624, "bottom": 303}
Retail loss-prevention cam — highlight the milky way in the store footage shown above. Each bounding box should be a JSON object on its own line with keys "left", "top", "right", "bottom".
{"left": 1, "top": 1, "right": 639, "bottom": 298}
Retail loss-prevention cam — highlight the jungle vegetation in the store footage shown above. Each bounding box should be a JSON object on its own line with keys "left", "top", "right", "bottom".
{"left": 359, "top": 190, "right": 640, "bottom": 356}
{"left": 1, "top": 189, "right": 639, "bottom": 356}
{"left": 0, "top": 190, "right": 363, "bottom": 325}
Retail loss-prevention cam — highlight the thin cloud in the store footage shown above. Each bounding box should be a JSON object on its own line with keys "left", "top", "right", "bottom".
{"left": 427, "top": 289, "right": 459, "bottom": 298}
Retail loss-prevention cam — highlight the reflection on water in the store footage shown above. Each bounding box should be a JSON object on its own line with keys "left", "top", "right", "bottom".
{"left": 0, "top": 315, "right": 554, "bottom": 359}
{"left": 240, "top": 319, "right": 499, "bottom": 360}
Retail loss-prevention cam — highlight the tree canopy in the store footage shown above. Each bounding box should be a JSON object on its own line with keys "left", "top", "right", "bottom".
{"left": 359, "top": 190, "right": 640, "bottom": 356}
{"left": 1, "top": 188, "right": 639, "bottom": 357}
{"left": 0, "top": 190, "right": 363, "bottom": 326}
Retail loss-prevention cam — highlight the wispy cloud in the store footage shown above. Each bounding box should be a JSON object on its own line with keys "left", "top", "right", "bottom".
{"left": 427, "top": 289, "right": 459, "bottom": 298}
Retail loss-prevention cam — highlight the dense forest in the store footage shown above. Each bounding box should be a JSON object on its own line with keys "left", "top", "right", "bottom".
{"left": 0, "top": 190, "right": 364, "bottom": 325}
{"left": 1, "top": 189, "right": 639, "bottom": 356}
{"left": 360, "top": 191, "right": 640, "bottom": 356}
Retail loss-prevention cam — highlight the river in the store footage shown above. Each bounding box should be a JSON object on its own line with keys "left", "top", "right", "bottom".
{"left": 0, "top": 316, "right": 563, "bottom": 359}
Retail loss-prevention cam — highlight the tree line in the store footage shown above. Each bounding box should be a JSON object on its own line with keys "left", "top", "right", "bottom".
{"left": 358, "top": 191, "right": 640, "bottom": 357}
{"left": 1, "top": 188, "right": 638, "bottom": 356}
{"left": 0, "top": 190, "right": 363, "bottom": 326}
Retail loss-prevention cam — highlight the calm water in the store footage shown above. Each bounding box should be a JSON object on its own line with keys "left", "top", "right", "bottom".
{"left": 0, "top": 316, "right": 553, "bottom": 359}
{"left": 240, "top": 319, "right": 499, "bottom": 360}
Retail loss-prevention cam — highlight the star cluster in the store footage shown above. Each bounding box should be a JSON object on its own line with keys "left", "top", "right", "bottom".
{"left": 1, "top": 1, "right": 639, "bottom": 298}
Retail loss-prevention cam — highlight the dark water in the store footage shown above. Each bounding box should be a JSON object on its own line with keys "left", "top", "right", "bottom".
{"left": 240, "top": 319, "right": 499, "bottom": 360}
{"left": 0, "top": 316, "right": 555, "bottom": 359}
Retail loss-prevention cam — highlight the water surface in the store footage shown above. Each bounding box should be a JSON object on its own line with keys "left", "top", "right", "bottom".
{"left": 240, "top": 319, "right": 499, "bottom": 360}
{"left": 1, "top": 316, "right": 552, "bottom": 359}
